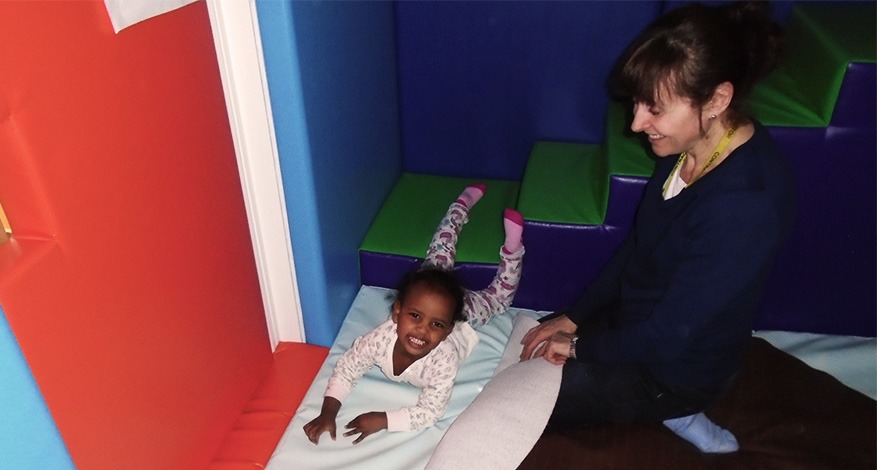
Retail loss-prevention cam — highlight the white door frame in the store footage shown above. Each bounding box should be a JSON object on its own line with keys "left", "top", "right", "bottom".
{"left": 205, "top": 0, "right": 304, "bottom": 347}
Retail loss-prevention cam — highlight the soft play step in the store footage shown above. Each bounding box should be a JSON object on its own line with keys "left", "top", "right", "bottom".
{"left": 517, "top": 142, "right": 608, "bottom": 225}
{"left": 359, "top": 173, "right": 520, "bottom": 293}
{"left": 749, "top": 2, "right": 876, "bottom": 127}
{"left": 514, "top": 139, "right": 651, "bottom": 311}
{"left": 750, "top": 2, "right": 876, "bottom": 336}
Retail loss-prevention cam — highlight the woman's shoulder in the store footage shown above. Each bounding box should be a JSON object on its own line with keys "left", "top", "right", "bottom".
{"left": 744, "top": 120, "right": 795, "bottom": 195}
{"left": 692, "top": 125, "right": 796, "bottom": 241}
{"left": 715, "top": 120, "right": 794, "bottom": 189}
{"left": 747, "top": 120, "right": 786, "bottom": 161}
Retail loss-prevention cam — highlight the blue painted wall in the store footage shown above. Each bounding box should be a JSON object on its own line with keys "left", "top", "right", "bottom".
{"left": 0, "top": 307, "right": 74, "bottom": 470}
{"left": 395, "top": 1, "right": 660, "bottom": 181}
{"left": 257, "top": 0, "right": 401, "bottom": 347}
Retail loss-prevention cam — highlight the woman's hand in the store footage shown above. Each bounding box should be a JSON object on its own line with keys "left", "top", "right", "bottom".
{"left": 344, "top": 411, "right": 388, "bottom": 444}
{"left": 520, "top": 313, "right": 577, "bottom": 361}
{"left": 540, "top": 332, "right": 576, "bottom": 365}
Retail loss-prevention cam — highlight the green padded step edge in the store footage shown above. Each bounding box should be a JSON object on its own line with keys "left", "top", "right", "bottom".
{"left": 749, "top": 2, "right": 876, "bottom": 127}
{"left": 518, "top": 100, "right": 657, "bottom": 226}
{"left": 518, "top": 142, "right": 608, "bottom": 225}
{"left": 359, "top": 173, "right": 520, "bottom": 264}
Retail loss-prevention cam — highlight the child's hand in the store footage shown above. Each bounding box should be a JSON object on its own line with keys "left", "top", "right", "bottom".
{"left": 303, "top": 413, "right": 337, "bottom": 445}
{"left": 303, "top": 397, "right": 342, "bottom": 445}
{"left": 343, "top": 411, "right": 388, "bottom": 444}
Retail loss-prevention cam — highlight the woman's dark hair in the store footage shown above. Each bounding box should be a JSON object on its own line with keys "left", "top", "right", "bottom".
{"left": 610, "top": 1, "right": 784, "bottom": 127}
{"left": 394, "top": 267, "right": 466, "bottom": 324}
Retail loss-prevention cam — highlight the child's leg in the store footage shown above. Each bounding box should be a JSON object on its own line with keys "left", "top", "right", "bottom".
{"left": 463, "top": 209, "right": 525, "bottom": 327}
{"left": 663, "top": 412, "right": 739, "bottom": 453}
{"left": 422, "top": 184, "right": 486, "bottom": 270}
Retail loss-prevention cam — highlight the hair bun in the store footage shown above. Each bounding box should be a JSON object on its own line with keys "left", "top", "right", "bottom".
{"left": 722, "top": 1, "right": 785, "bottom": 83}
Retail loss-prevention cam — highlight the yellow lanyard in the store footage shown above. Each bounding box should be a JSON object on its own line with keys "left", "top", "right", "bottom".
{"left": 663, "top": 126, "right": 737, "bottom": 193}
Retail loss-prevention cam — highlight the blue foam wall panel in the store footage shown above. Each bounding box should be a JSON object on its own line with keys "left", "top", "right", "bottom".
{"left": 257, "top": 0, "right": 401, "bottom": 346}
{"left": 394, "top": 1, "right": 660, "bottom": 180}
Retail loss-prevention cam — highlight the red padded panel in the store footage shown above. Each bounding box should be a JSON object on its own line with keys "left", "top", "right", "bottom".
{"left": 0, "top": 1, "right": 273, "bottom": 469}
{"left": 207, "top": 464, "right": 265, "bottom": 470}
{"left": 210, "top": 342, "right": 329, "bottom": 468}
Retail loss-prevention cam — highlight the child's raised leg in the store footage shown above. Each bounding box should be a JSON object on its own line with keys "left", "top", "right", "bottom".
{"left": 464, "top": 209, "right": 525, "bottom": 327}
{"left": 423, "top": 184, "right": 486, "bottom": 270}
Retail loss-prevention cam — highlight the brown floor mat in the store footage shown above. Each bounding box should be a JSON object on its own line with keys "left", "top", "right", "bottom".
{"left": 519, "top": 337, "right": 876, "bottom": 469}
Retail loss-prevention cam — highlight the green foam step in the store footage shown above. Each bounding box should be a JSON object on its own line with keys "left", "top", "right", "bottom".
{"left": 359, "top": 173, "right": 520, "bottom": 264}
{"left": 749, "top": 2, "right": 876, "bottom": 127}
{"left": 518, "top": 142, "right": 607, "bottom": 225}
{"left": 520, "top": 100, "right": 657, "bottom": 226}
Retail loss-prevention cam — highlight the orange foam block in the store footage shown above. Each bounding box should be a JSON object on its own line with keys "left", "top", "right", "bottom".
{"left": 209, "top": 342, "right": 329, "bottom": 469}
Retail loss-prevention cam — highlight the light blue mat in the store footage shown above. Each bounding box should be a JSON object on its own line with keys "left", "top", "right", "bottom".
{"left": 754, "top": 330, "right": 876, "bottom": 400}
{"left": 268, "top": 285, "right": 543, "bottom": 470}
{"left": 0, "top": 306, "right": 75, "bottom": 470}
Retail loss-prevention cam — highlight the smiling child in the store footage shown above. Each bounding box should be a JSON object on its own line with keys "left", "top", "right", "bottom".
{"left": 303, "top": 184, "right": 525, "bottom": 445}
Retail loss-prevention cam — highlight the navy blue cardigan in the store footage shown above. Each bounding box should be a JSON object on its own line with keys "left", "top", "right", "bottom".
{"left": 569, "top": 121, "right": 796, "bottom": 393}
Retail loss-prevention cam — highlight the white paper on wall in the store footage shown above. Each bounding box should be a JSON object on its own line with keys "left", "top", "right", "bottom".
{"left": 104, "top": 0, "right": 198, "bottom": 34}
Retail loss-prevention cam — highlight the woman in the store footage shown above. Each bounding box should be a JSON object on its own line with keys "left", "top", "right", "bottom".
{"left": 520, "top": 1, "right": 795, "bottom": 453}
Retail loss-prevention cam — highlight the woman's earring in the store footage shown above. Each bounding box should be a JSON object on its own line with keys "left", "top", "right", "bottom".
{"left": 709, "top": 114, "right": 716, "bottom": 120}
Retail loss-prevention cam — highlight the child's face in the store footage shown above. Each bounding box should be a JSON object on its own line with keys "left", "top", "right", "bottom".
{"left": 391, "top": 285, "right": 456, "bottom": 362}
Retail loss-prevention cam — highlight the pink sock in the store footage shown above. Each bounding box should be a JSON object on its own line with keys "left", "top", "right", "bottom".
{"left": 456, "top": 183, "right": 487, "bottom": 209}
{"left": 502, "top": 208, "right": 524, "bottom": 254}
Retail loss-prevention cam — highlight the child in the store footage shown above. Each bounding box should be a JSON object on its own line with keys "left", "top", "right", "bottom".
{"left": 303, "top": 184, "right": 525, "bottom": 445}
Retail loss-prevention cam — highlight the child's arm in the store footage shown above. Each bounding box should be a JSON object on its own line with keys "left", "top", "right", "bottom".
{"left": 303, "top": 397, "right": 342, "bottom": 444}
{"left": 341, "top": 373, "right": 454, "bottom": 444}
{"left": 340, "top": 342, "right": 463, "bottom": 443}
{"left": 301, "top": 321, "right": 389, "bottom": 444}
